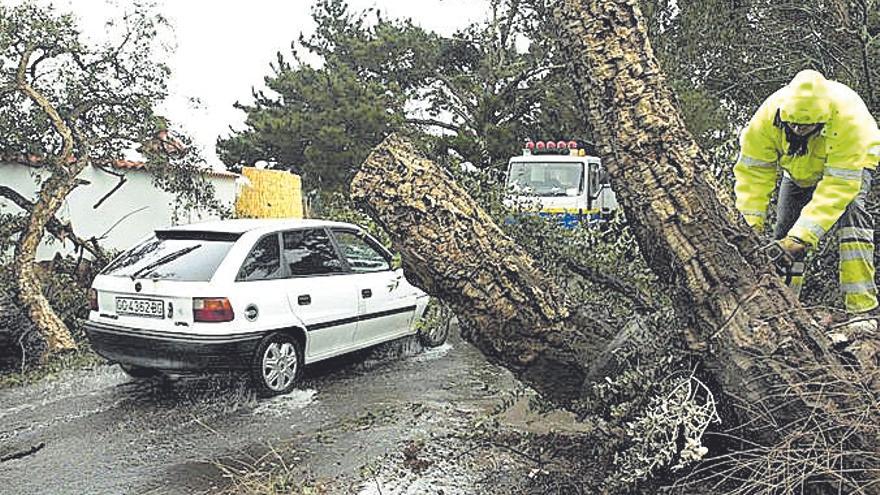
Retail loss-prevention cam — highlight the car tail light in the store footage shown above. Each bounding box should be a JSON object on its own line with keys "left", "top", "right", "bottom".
{"left": 193, "top": 297, "right": 234, "bottom": 322}
{"left": 88, "top": 288, "right": 98, "bottom": 311}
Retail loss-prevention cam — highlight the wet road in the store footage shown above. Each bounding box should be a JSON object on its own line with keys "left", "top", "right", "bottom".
{"left": 0, "top": 333, "right": 520, "bottom": 494}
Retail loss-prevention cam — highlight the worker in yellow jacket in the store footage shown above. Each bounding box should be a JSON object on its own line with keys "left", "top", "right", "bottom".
{"left": 734, "top": 69, "right": 880, "bottom": 313}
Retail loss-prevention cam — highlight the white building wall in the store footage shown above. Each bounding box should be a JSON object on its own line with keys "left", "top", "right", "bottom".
{"left": 0, "top": 162, "right": 236, "bottom": 260}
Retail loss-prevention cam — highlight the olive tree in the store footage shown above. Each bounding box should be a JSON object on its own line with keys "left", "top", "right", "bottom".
{"left": 0, "top": 2, "right": 223, "bottom": 359}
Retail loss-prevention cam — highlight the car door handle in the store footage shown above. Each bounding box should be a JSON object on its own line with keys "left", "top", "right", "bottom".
{"left": 361, "top": 289, "right": 372, "bottom": 299}
{"left": 297, "top": 294, "right": 311, "bottom": 306}
{"left": 387, "top": 277, "right": 400, "bottom": 291}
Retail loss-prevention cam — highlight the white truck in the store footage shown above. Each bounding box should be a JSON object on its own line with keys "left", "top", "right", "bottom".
{"left": 504, "top": 140, "right": 618, "bottom": 227}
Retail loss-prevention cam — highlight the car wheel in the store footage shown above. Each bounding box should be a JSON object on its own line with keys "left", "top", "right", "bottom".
{"left": 119, "top": 363, "right": 160, "bottom": 379}
{"left": 417, "top": 300, "right": 452, "bottom": 348}
{"left": 250, "top": 332, "right": 303, "bottom": 397}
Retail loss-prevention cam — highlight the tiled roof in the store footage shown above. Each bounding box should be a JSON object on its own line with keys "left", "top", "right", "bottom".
{"left": 1, "top": 131, "right": 238, "bottom": 179}
{"left": 106, "top": 159, "right": 238, "bottom": 178}
{"left": 1, "top": 154, "right": 237, "bottom": 179}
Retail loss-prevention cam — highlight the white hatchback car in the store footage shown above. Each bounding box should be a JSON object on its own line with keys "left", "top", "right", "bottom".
{"left": 84, "top": 218, "right": 432, "bottom": 396}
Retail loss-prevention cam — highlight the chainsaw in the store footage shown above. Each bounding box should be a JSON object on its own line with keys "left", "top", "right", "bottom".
{"left": 761, "top": 241, "right": 805, "bottom": 286}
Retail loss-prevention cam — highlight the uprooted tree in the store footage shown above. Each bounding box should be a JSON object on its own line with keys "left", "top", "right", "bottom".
{"left": 350, "top": 0, "right": 879, "bottom": 492}
{"left": 0, "top": 3, "right": 226, "bottom": 360}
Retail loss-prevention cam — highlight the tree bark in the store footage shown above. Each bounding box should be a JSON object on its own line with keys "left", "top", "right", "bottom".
{"left": 555, "top": 0, "right": 879, "bottom": 444}
{"left": 13, "top": 164, "right": 86, "bottom": 357}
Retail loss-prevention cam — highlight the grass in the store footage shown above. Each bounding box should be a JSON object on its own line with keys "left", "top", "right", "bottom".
{"left": 213, "top": 446, "right": 329, "bottom": 495}
{"left": 0, "top": 348, "right": 103, "bottom": 390}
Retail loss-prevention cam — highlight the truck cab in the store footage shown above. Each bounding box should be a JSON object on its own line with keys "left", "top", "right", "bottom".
{"left": 504, "top": 140, "right": 618, "bottom": 227}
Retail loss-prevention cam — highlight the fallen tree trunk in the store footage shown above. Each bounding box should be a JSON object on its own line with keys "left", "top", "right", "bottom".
{"left": 352, "top": 2, "right": 879, "bottom": 491}
{"left": 351, "top": 140, "right": 619, "bottom": 411}
{"left": 353, "top": 132, "right": 879, "bottom": 491}
{"left": 555, "top": 0, "right": 879, "bottom": 447}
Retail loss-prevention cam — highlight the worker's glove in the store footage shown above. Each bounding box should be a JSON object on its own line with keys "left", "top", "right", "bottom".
{"left": 778, "top": 236, "right": 808, "bottom": 262}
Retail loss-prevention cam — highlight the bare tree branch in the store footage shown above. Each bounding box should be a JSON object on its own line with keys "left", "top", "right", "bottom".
{"left": 28, "top": 49, "right": 51, "bottom": 82}
{"left": 567, "top": 261, "right": 659, "bottom": 313}
{"left": 95, "top": 206, "right": 148, "bottom": 241}
{"left": 15, "top": 44, "right": 34, "bottom": 86}
{"left": 499, "top": 0, "right": 522, "bottom": 54}
{"left": 91, "top": 170, "right": 127, "bottom": 209}
{"left": 430, "top": 74, "right": 478, "bottom": 129}
{"left": 16, "top": 46, "right": 76, "bottom": 162}
{"left": 497, "top": 63, "right": 564, "bottom": 102}
{"left": 405, "top": 118, "right": 463, "bottom": 134}
{"left": 71, "top": 28, "right": 134, "bottom": 74}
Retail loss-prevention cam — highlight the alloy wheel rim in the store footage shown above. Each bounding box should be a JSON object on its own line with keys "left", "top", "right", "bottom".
{"left": 262, "top": 342, "right": 297, "bottom": 391}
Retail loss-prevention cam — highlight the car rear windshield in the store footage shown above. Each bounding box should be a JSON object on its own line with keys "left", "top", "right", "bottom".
{"left": 101, "top": 231, "right": 238, "bottom": 281}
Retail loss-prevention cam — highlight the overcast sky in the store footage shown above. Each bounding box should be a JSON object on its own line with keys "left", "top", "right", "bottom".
{"left": 34, "top": 0, "right": 491, "bottom": 167}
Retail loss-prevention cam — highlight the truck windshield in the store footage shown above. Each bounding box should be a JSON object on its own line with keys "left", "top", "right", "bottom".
{"left": 507, "top": 161, "right": 584, "bottom": 197}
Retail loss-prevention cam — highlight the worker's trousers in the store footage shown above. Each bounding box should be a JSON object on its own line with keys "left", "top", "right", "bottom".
{"left": 774, "top": 169, "right": 878, "bottom": 313}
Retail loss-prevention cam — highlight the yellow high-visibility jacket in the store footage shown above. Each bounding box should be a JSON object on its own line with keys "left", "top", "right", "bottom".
{"left": 734, "top": 70, "right": 880, "bottom": 246}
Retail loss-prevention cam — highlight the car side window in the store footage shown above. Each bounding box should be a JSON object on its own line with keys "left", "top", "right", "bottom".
{"left": 332, "top": 230, "right": 391, "bottom": 273}
{"left": 237, "top": 234, "right": 283, "bottom": 281}
{"left": 282, "top": 229, "right": 344, "bottom": 276}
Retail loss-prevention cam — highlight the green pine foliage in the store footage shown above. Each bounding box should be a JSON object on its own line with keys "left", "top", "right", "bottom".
{"left": 217, "top": 0, "right": 592, "bottom": 190}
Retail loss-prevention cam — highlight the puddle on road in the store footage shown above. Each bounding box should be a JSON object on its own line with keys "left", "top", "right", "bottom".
{"left": 0, "top": 401, "right": 38, "bottom": 422}
{"left": 351, "top": 428, "right": 522, "bottom": 495}
{"left": 120, "top": 373, "right": 252, "bottom": 402}
{"left": 0, "top": 364, "right": 127, "bottom": 409}
{"left": 2, "top": 332, "right": 482, "bottom": 495}
{"left": 0, "top": 365, "right": 131, "bottom": 431}
{"left": 252, "top": 388, "right": 317, "bottom": 417}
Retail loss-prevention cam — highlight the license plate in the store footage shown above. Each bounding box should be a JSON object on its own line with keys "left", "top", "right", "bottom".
{"left": 116, "top": 297, "right": 165, "bottom": 319}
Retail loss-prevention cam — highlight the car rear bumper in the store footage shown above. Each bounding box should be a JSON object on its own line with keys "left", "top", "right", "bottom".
{"left": 84, "top": 320, "right": 262, "bottom": 371}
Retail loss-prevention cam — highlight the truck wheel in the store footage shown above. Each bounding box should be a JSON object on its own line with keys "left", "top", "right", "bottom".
{"left": 250, "top": 332, "right": 303, "bottom": 397}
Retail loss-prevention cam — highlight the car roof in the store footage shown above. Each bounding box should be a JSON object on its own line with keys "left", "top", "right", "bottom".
{"left": 162, "top": 218, "right": 361, "bottom": 236}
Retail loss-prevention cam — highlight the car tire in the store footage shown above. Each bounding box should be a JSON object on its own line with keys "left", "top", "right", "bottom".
{"left": 250, "top": 332, "right": 303, "bottom": 398}
{"left": 119, "top": 363, "right": 160, "bottom": 379}
{"left": 417, "top": 301, "right": 452, "bottom": 348}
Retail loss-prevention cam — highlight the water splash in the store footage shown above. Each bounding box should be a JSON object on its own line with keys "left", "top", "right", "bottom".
{"left": 407, "top": 343, "right": 453, "bottom": 363}
{"left": 354, "top": 336, "right": 424, "bottom": 371}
